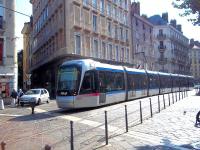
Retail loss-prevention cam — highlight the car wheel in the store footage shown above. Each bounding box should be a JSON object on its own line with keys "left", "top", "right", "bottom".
{"left": 46, "top": 97, "right": 50, "bottom": 103}
{"left": 37, "top": 99, "right": 41, "bottom": 105}
{"left": 20, "top": 102, "right": 24, "bottom": 107}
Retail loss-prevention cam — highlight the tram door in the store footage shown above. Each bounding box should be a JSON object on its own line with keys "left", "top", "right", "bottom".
{"left": 99, "top": 71, "right": 106, "bottom": 104}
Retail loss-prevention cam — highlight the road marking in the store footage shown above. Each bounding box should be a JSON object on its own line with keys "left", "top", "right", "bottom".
{"left": 30, "top": 107, "right": 190, "bottom": 150}
{"left": 0, "top": 114, "right": 23, "bottom": 117}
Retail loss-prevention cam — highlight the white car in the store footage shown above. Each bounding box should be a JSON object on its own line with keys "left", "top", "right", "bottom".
{"left": 19, "top": 88, "right": 50, "bottom": 106}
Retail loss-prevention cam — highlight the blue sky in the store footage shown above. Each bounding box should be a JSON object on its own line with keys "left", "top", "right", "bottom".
{"left": 15, "top": 0, "right": 200, "bottom": 51}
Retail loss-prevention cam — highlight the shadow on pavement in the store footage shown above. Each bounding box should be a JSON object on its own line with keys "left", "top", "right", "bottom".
{"left": 9, "top": 112, "right": 55, "bottom": 122}
{"left": 134, "top": 138, "right": 194, "bottom": 150}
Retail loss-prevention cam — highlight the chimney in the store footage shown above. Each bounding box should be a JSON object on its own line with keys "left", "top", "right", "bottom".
{"left": 131, "top": 2, "right": 140, "bottom": 15}
{"left": 176, "top": 24, "right": 182, "bottom": 32}
{"left": 162, "top": 13, "right": 168, "bottom": 23}
{"left": 170, "top": 19, "right": 177, "bottom": 28}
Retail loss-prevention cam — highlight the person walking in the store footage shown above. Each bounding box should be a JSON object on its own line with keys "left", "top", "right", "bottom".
{"left": 17, "top": 89, "right": 24, "bottom": 106}
{"left": 11, "top": 89, "right": 18, "bottom": 107}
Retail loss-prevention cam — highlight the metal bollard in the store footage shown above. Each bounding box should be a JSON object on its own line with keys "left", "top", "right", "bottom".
{"left": 44, "top": 144, "right": 51, "bottom": 150}
{"left": 179, "top": 91, "right": 180, "bottom": 100}
{"left": 105, "top": 111, "right": 108, "bottom": 145}
{"left": 172, "top": 92, "right": 174, "bottom": 104}
{"left": 163, "top": 94, "right": 166, "bottom": 109}
{"left": 168, "top": 93, "right": 170, "bottom": 106}
{"left": 1, "top": 141, "right": 6, "bottom": 150}
{"left": 149, "top": 98, "right": 153, "bottom": 118}
{"left": 30, "top": 102, "right": 36, "bottom": 114}
{"left": 176, "top": 92, "right": 177, "bottom": 102}
{"left": 70, "top": 121, "right": 74, "bottom": 150}
{"left": 125, "top": 105, "right": 128, "bottom": 132}
{"left": 139, "top": 101, "right": 143, "bottom": 124}
{"left": 158, "top": 95, "right": 160, "bottom": 113}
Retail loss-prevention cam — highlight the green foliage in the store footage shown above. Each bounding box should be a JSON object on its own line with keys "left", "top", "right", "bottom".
{"left": 172, "top": 0, "right": 200, "bottom": 26}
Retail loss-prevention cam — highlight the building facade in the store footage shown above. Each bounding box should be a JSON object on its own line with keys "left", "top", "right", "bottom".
{"left": 21, "top": 21, "right": 33, "bottom": 91}
{"left": 0, "top": 0, "right": 17, "bottom": 103}
{"left": 149, "top": 14, "right": 190, "bottom": 74}
{"left": 30, "top": 0, "right": 132, "bottom": 97}
{"left": 131, "top": 2, "right": 155, "bottom": 70}
{"left": 189, "top": 44, "right": 200, "bottom": 83}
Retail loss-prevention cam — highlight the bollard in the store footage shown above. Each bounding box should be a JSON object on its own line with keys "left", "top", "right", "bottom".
{"left": 182, "top": 91, "right": 184, "bottom": 99}
{"left": 105, "top": 111, "right": 108, "bottom": 145}
{"left": 179, "top": 91, "right": 180, "bottom": 100}
{"left": 70, "top": 121, "right": 74, "bottom": 150}
{"left": 176, "top": 92, "right": 177, "bottom": 102}
{"left": 172, "top": 92, "right": 174, "bottom": 104}
{"left": 163, "top": 94, "right": 166, "bottom": 109}
{"left": 158, "top": 95, "right": 160, "bottom": 113}
{"left": 139, "top": 101, "right": 143, "bottom": 124}
{"left": 30, "top": 102, "right": 36, "bottom": 114}
{"left": 168, "top": 93, "right": 170, "bottom": 106}
{"left": 44, "top": 144, "right": 51, "bottom": 150}
{"left": 1, "top": 141, "right": 6, "bottom": 150}
{"left": 125, "top": 105, "right": 128, "bottom": 132}
{"left": 149, "top": 98, "right": 153, "bottom": 118}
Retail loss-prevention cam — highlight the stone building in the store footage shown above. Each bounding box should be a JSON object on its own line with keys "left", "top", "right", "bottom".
{"left": 30, "top": 0, "right": 132, "bottom": 97}
{"left": 21, "top": 20, "right": 33, "bottom": 91}
{"left": 131, "top": 2, "right": 155, "bottom": 70}
{"left": 189, "top": 42, "right": 200, "bottom": 83}
{"left": 0, "top": 0, "right": 17, "bottom": 103}
{"left": 149, "top": 13, "right": 190, "bottom": 74}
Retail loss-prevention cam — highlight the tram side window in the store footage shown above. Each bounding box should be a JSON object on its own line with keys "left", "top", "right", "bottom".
{"left": 99, "top": 71, "right": 124, "bottom": 92}
{"left": 128, "top": 73, "right": 147, "bottom": 90}
{"left": 80, "top": 71, "right": 96, "bottom": 94}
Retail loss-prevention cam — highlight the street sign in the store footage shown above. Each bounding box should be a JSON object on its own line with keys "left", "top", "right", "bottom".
{"left": 27, "top": 80, "right": 31, "bottom": 85}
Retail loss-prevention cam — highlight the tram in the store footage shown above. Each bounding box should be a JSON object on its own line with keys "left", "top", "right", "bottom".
{"left": 56, "top": 59, "right": 194, "bottom": 109}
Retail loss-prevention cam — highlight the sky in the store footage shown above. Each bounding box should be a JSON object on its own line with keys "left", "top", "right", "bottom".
{"left": 15, "top": 0, "right": 200, "bottom": 51}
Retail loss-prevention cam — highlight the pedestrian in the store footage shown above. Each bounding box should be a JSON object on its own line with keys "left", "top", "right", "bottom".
{"left": 10, "top": 89, "right": 18, "bottom": 106}
{"left": 17, "top": 89, "right": 24, "bottom": 106}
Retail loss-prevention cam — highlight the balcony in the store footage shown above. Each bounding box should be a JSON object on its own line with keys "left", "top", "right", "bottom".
{"left": 73, "top": 0, "right": 81, "bottom": 5}
{"left": 157, "top": 34, "right": 166, "bottom": 40}
{"left": 158, "top": 45, "right": 166, "bottom": 53}
{"left": 158, "top": 58, "right": 167, "bottom": 65}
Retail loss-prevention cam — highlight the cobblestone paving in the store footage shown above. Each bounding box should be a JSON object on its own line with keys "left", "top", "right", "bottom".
{"left": 0, "top": 91, "right": 199, "bottom": 150}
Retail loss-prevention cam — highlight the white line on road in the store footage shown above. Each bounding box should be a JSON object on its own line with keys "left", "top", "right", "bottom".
{"left": 0, "top": 114, "right": 23, "bottom": 117}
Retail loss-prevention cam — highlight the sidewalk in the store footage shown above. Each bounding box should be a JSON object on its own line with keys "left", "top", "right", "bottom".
{"left": 0, "top": 91, "right": 200, "bottom": 150}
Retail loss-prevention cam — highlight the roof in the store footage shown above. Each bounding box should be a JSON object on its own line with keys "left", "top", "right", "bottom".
{"left": 148, "top": 15, "right": 168, "bottom": 25}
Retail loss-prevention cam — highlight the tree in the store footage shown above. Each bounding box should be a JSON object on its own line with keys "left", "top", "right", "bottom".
{"left": 172, "top": 0, "right": 200, "bottom": 26}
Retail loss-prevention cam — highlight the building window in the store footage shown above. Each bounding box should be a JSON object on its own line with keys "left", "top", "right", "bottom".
{"left": 93, "top": 14, "right": 97, "bottom": 32}
{"left": 120, "top": 27, "right": 123, "bottom": 40}
{"left": 93, "top": 39, "right": 98, "bottom": 58}
{"left": 126, "top": 48, "right": 129, "bottom": 62}
{"left": 102, "top": 42, "right": 106, "bottom": 59}
{"left": 92, "top": 0, "right": 97, "bottom": 9}
{"left": 159, "top": 29, "right": 163, "bottom": 35}
{"left": 85, "top": 36, "right": 90, "bottom": 56}
{"left": 116, "top": 46, "right": 119, "bottom": 61}
{"left": 108, "top": 21, "right": 112, "bottom": 36}
{"left": 0, "top": 38, "right": 3, "bottom": 65}
{"left": 108, "top": 44, "right": 112, "bottom": 60}
{"left": 83, "top": 0, "right": 89, "bottom": 6}
{"left": 100, "top": 0, "right": 104, "bottom": 13}
{"left": 75, "top": 33, "right": 81, "bottom": 55}
{"left": 121, "top": 48, "right": 124, "bottom": 62}
{"left": 115, "top": 25, "right": 118, "bottom": 39}
{"left": 107, "top": 2, "right": 111, "bottom": 16}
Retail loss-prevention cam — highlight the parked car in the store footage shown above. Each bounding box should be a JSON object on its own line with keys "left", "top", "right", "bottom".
{"left": 19, "top": 88, "right": 50, "bottom": 106}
